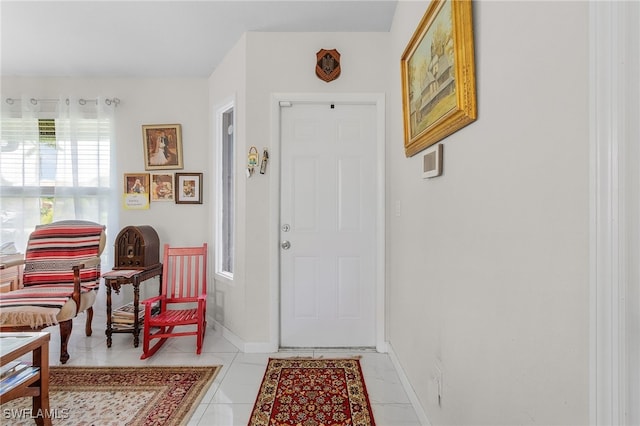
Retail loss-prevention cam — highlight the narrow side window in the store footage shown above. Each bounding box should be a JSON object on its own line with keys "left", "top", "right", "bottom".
{"left": 215, "top": 104, "right": 234, "bottom": 279}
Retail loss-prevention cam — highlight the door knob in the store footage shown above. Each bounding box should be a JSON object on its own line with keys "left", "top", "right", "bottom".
{"left": 281, "top": 240, "right": 291, "bottom": 250}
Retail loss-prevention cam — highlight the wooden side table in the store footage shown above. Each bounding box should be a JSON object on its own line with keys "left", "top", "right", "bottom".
{"left": 0, "top": 332, "right": 51, "bottom": 426}
{"left": 103, "top": 263, "right": 162, "bottom": 348}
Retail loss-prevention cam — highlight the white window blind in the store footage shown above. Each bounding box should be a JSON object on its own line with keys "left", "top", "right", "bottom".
{"left": 0, "top": 97, "right": 116, "bottom": 253}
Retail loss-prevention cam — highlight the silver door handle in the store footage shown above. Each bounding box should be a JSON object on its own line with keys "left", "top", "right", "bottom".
{"left": 281, "top": 240, "right": 291, "bottom": 250}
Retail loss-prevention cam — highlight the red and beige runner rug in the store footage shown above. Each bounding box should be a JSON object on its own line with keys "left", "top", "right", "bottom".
{"left": 248, "top": 358, "right": 376, "bottom": 426}
{"left": 1, "top": 365, "right": 220, "bottom": 425}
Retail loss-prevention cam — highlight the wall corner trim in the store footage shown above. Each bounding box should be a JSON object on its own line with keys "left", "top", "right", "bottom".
{"left": 387, "top": 343, "right": 432, "bottom": 426}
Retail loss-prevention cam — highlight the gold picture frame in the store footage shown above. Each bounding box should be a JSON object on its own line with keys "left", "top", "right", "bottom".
{"left": 150, "top": 173, "right": 175, "bottom": 202}
{"left": 142, "top": 124, "right": 184, "bottom": 170}
{"left": 175, "top": 172, "right": 203, "bottom": 205}
{"left": 124, "top": 173, "right": 149, "bottom": 195}
{"left": 123, "top": 173, "right": 150, "bottom": 210}
{"left": 401, "top": 0, "right": 477, "bottom": 157}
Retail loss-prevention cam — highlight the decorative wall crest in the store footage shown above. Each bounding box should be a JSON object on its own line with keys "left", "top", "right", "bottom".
{"left": 316, "top": 49, "right": 341, "bottom": 82}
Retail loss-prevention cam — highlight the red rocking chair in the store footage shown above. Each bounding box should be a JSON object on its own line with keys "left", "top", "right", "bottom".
{"left": 140, "top": 243, "right": 207, "bottom": 359}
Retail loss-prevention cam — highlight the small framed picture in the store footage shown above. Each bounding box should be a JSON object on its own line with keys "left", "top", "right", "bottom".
{"left": 150, "top": 173, "right": 175, "bottom": 202}
{"left": 142, "top": 124, "right": 183, "bottom": 170}
{"left": 175, "top": 173, "right": 203, "bottom": 204}
{"left": 123, "top": 173, "right": 150, "bottom": 209}
{"left": 124, "top": 173, "right": 149, "bottom": 194}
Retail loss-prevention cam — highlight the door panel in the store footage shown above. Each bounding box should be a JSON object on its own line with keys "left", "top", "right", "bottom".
{"left": 293, "top": 256, "right": 319, "bottom": 319}
{"left": 292, "top": 157, "right": 318, "bottom": 231}
{"left": 338, "top": 157, "right": 362, "bottom": 231}
{"left": 280, "top": 103, "right": 377, "bottom": 347}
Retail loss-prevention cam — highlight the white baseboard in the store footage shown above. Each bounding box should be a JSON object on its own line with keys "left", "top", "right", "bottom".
{"left": 244, "top": 341, "right": 279, "bottom": 353}
{"left": 213, "top": 320, "right": 278, "bottom": 353}
{"left": 376, "top": 340, "right": 389, "bottom": 353}
{"left": 387, "top": 343, "right": 432, "bottom": 426}
{"left": 211, "top": 320, "right": 243, "bottom": 351}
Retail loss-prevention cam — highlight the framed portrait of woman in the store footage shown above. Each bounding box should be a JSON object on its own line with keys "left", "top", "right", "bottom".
{"left": 142, "top": 124, "right": 184, "bottom": 170}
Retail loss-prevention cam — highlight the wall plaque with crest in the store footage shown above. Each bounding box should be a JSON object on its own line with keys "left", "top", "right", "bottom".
{"left": 316, "top": 49, "right": 341, "bottom": 82}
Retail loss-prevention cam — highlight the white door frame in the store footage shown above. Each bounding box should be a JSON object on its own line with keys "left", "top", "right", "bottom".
{"left": 590, "top": 1, "right": 639, "bottom": 424}
{"left": 268, "top": 93, "right": 387, "bottom": 353}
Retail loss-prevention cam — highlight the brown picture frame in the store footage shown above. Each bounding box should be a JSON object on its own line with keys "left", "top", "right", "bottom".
{"left": 142, "top": 124, "right": 184, "bottom": 170}
{"left": 401, "top": 0, "right": 477, "bottom": 157}
{"left": 175, "top": 173, "right": 203, "bottom": 204}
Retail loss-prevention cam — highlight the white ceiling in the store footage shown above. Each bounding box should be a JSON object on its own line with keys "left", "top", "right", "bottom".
{"left": 1, "top": 0, "right": 398, "bottom": 78}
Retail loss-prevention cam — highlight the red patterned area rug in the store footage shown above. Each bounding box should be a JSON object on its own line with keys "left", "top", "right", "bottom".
{"left": 1, "top": 365, "right": 220, "bottom": 425}
{"left": 248, "top": 358, "right": 376, "bottom": 426}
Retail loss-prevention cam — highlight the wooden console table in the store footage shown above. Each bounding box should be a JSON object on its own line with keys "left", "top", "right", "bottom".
{"left": 103, "top": 263, "right": 162, "bottom": 348}
{"left": 0, "top": 332, "right": 51, "bottom": 426}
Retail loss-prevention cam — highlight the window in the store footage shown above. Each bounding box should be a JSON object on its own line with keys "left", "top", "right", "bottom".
{"left": 0, "top": 98, "right": 115, "bottom": 252}
{"left": 215, "top": 102, "right": 235, "bottom": 279}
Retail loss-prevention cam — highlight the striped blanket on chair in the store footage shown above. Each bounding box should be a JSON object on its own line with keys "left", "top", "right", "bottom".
{"left": 0, "top": 222, "right": 104, "bottom": 328}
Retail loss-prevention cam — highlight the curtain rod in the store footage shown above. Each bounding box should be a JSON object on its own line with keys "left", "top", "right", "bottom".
{"left": 5, "top": 97, "right": 120, "bottom": 107}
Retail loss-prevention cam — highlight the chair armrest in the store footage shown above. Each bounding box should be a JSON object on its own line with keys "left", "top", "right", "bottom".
{"left": 71, "top": 256, "right": 101, "bottom": 314}
{"left": 0, "top": 256, "right": 25, "bottom": 270}
{"left": 72, "top": 256, "right": 101, "bottom": 270}
{"left": 197, "top": 295, "right": 206, "bottom": 310}
{"left": 140, "top": 295, "right": 165, "bottom": 316}
{"left": 140, "top": 295, "right": 164, "bottom": 306}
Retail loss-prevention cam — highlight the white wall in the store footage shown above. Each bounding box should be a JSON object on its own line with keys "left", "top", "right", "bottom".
{"left": 387, "top": 1, "right": 590, "bottom": 424}
{"left": 208, "top": 34, "right": 248, "bottom": 340}
{"left": 2, "top": 76, "right": 210, "bottom": 303}
{"left": 208, "top": 32, "right": 389, "bottom": 345}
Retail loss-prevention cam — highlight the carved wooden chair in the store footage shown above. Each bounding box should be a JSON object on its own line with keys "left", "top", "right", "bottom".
{"left": 140, "top": 243, "right": 207, "bottom": 359}
{"left": 0, "top": 220, "right": 105, "bottom": 364}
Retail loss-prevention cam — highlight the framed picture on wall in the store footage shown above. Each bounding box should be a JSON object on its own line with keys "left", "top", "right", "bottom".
{"left": 150, "top": 173, "right": 175, "bottom": 202}
{"left": 175, "top": 172, "right": 203, "bottom": 204}
{"left": 123, "top": 173, "right": 150, "bottom": 210}
{"left": 401, "top": 0, "right": 477, "bottom": 157}
{"left": 142, "top": 124, "right": 184, "bottom": 170}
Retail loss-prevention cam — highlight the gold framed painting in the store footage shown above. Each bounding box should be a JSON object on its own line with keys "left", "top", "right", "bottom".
{"left": 142, "top": 124, "right": 184, "bottom": 170}
{"left": 401, "top": 0, "right": 477, "bottom": 157}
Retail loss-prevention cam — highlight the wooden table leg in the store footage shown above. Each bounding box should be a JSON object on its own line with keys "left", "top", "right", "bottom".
{"left": 132, "top": 275, "right": 141, "bottom": 348}
{"left": 105, "top": 280, "right": 113, "bottom": 348}
{"left": 33, "top": 341, "right": 51, "bottom": 426}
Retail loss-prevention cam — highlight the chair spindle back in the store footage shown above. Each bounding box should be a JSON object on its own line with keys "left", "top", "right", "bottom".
{"left": 161, "top": 243, "right": 207, "bottom": 301}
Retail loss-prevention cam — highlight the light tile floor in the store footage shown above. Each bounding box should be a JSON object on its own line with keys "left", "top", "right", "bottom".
{"left": 26, "top": 303, "right": 422, "bottom": 425}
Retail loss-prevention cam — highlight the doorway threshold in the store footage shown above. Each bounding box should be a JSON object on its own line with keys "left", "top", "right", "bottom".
{"left": 278, "top": 346, "right": 377, "bottom": 353}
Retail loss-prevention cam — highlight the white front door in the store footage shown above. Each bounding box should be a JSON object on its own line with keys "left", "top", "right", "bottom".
{"left": 280, "top": 102, "right": 378, "bottom": 347}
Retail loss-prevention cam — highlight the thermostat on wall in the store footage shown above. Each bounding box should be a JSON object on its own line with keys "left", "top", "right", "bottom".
{"left": 422, "top": 143, "right": 443, "bottom": 178}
